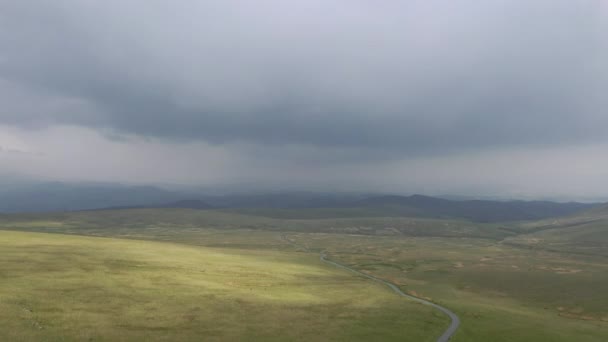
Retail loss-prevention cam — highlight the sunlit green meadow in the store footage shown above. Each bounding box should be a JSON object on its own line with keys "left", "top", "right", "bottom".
{"left": 0, "top": 230, "right": 446, "bottom": 341}
{"left": 3, "top": 208, "right": 608, "bottom": 341}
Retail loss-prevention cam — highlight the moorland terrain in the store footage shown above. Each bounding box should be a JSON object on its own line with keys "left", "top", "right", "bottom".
{"left": 1, "top": 196, "right": 608, "bottom": 341}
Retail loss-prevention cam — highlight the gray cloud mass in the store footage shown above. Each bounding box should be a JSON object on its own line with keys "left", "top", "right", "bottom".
{"left": 1, "top": 0, "right": 606, "bottom": 153}
{"left": 0, "top": 0, "right": 607, "bottom": 197}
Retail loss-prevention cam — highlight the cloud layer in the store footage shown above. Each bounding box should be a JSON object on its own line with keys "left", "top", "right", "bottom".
{"left": 0, "top": 1, "right": 607, "bottom": 197}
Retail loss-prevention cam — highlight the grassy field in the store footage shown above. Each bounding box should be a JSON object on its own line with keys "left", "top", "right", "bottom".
{"left": 2, "top": 208, "right": 608, "bottom": 341}
{"left": 0, "top": 230, "right": 447, "bottom": 341}
{"left": 0, "top": 208, "right": 509, "bottom": 239}
{"left": 503, "top": 204, "right": 608, "bottom": 257}
{"left": 288, "top": 233, "right": 608, "bottom": 341}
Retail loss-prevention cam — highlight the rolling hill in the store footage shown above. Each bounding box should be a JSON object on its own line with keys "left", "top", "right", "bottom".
{"left": 232, "top": 194, "right": 598, "bottom": 223}
{"left": 0, "top": 230, "right": 446, "bottom": 341}
{"left": 0, "top": 182, "right": 598, "bottom": 223}
{"left": 505, "top": 204, "right": 608, "bottom": 256}
{"left": 0, "top": 182, "right": 184, "bottom": 213}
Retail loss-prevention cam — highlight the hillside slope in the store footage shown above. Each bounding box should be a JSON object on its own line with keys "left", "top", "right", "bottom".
{"left": 504, "top": 204, "right": 608, "bottom": 256}
{"left": 233, "top": 195, "right": 597, "bottom": 222}
{"left": 0, "top": 230, "right": 445, "bottom": 341}
{"left": 0, "top": 208, "right": 510, "bottom": 239}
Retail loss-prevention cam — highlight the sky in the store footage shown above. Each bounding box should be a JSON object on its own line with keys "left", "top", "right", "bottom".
{"left": 0, "top": 0, "right": 607, "bottom": 199}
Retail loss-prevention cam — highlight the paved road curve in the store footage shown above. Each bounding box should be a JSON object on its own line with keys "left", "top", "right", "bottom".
{"left": 320, "top": 253, "right": 460, "bottom": 342}
{"left": 281, "top": 235, "right": 460, "bottom": 341}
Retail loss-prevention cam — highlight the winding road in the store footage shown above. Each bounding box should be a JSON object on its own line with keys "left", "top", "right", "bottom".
{"left": 282, "top": 235, "right": 460, "bottom": 342}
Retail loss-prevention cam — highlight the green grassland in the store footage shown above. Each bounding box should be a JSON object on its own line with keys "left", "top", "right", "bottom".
{"left": 503, "top": 204, "right": 608, "bottom": 257}
{"left": 287, "top": 233, "right": 608, "bottom": 341}
{"left": 0, "top": 208, "right": 509, "bottom": 239}
{"left": 2, "top": 207, "right": 608, "bottom": 341}
{"left": 226, "top": 206, "right": 427, "bottom": 220}
{"left": 0, "top": 230, "right": 447, "bottom": 341}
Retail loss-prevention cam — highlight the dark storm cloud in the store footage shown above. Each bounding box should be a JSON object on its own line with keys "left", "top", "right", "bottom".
{"left": 0, "top": 0, "right": 606, "bottom": 156}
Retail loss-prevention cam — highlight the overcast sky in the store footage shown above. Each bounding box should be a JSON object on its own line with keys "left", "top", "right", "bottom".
{"left": 0, "top": 1, "right": 607, "bottom": 199}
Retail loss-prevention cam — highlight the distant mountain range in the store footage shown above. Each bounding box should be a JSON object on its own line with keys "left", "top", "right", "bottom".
{"left": 98, "top": 199, "right": 214, "bottom": 211}
{"left": 0, "top": 182, "right": 600, "bottom": 222}
{"left": 349, "top": 194, "right": 595, "bottom": 222}
{"left": 0, "top": 182, "right": 183, "bottom": 213}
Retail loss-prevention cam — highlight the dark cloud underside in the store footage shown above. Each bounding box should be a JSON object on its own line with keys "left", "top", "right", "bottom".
{"left": 0, "top": 0, "right": 606, "bottom": 156}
